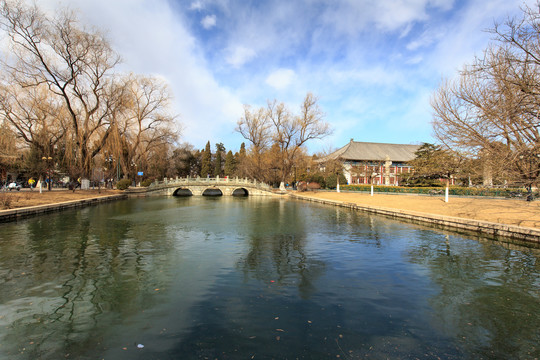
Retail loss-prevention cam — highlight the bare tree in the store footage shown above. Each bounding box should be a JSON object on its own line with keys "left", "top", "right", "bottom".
{"left": 431, "top": 3, "right": 540, "bottom": 186}
{"left": 0, "top": 0, "right": 122, "bottom": 177}
{"left": 0, "top": 83, "right": 66, "bottom": 156}
{"left": 109, "top": 75, "right": 179, "bottom": 179}
{"left": 0, "top": 119, "right": 18, "bottom": 183}
{"left": 269, "top": 93, "right": 331, "bottom": 183}
{"left": 236, "top": 93, "right": 332, "bottom": 182}
{"left": 0, "top": 1, "right": 180, "bottom": 181}
{"left": 236, "top": 105, "right": 272, "bottom": 180}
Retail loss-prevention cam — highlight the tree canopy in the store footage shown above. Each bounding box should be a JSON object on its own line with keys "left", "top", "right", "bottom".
{"left": 431, "top": 3, "right": 540, "bottom": 186}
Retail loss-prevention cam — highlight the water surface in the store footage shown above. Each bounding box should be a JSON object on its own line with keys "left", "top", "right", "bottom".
{"left": 0, "top": 196, "right": 538, "bottom": 359}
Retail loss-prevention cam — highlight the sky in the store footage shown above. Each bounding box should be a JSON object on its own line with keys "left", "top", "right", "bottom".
{"left": 39, "top": 0, "right": 535, "bottom": 154}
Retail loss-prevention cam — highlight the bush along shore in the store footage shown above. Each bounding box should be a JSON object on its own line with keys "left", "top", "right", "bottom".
{"left": 340, "top": 185, "right": 538, "bottom": 198}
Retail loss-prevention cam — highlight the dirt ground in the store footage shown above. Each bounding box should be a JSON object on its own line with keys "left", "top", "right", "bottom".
{"left": 295, "top": 192, "right": 540, "bottom": 229}
{"left": 0, "top": 189, "right": 122, "bottom": 210}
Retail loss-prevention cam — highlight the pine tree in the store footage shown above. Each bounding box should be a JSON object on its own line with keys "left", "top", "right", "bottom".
{"left": 213, "top": 143, "right": 225, "bottom": 177}
{"left": 200, "top": 141, "right": 212, "bottom": 177}
{"left": 234, "top": 142, "right": 247, "bottom": 178}
{"left": 224, "top": 150, "right": 236, "bottom": 177}
{"left": 239, "top": 142, "right": 246, "bottom": 157}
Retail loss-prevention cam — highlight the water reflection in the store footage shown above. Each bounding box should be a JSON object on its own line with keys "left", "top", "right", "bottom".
{"left": 0, "top": 197, "right": 538, "bottom": 359}
{"left": 406, "top": 232, "right": 540, "bottom": 359}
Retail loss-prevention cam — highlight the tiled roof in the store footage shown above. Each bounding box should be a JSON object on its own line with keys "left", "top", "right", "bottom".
{"left": 320, "top": 140, "right": 421, "bottom": 163}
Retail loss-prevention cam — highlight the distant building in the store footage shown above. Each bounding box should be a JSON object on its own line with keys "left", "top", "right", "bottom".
{"left": 318, "top": 139, "right": 421, "bottom": 185}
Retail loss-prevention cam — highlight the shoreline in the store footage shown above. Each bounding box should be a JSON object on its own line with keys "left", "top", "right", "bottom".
{"left": 2, "top": 189, "right": 539, "bottom": 244}
{"left": 0, "top": 193, "right": 128, "bottom": 223}
{"left": 291, "top": 193, "right": 540, "bottom": 244}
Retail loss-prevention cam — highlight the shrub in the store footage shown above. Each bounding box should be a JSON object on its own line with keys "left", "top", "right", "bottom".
{"left": 116, "top": 179, "right": 132, "bottom": 190}
{"left": 0, "top": 193, "right": 13, "bottom": 209}
{"left": 141, "top": 178, "right": 155, "bottom": 187}
{"left": 307, "top": 182, "right": 321, "bottom": 190}
{"left": 305, "top": 173, "right": 326, "bottom": 188}
{"left": 325, "top": 173, "right": 347, "bottom": 189}
{"left": 340, "top": 184, "right": 527, "bottom": 197}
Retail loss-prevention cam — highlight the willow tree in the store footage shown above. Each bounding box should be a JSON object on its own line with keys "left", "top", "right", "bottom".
{"left": 0, "top": 0, "right": 123, "bottom": 177}
{"left": 105, "top": 75, "right": 178, "bottom": 179}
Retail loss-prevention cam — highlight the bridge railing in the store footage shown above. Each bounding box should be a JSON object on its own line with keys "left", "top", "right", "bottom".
{"left": 149, "top": 176, "right": 272, "bottom": 191}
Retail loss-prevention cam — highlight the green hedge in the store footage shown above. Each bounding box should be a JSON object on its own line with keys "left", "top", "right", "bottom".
{"left": 340, "top": 184, "right": 529, "bottom": 198}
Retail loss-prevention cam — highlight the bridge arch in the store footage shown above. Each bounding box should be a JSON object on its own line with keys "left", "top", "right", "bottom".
{"left": 173, "top": 188, "right": 193, "bottom": 196}
{"left": 202, "top": 188, "right": 223, "bottom": 196}
{"left": 232, "top": 188, "right": 249, "bottom": 196}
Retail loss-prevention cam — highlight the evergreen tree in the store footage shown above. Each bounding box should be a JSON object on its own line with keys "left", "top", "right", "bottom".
{"left": 235, "top": 142, "right": 247, "bottom": 177}
{"left": 239, "top": 142, "right": 246, "bottom": 157}
{"left": 214, "top": 143, "right": 225, "bottom": 177}
{"left": 224, "top": 150, "right": 236, "bottom": 176}
{"left": 200, "top": 141, "right": 212, "bottom": 177}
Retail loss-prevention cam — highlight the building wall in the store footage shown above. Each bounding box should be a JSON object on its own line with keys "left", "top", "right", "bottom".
{"left": 343, "top": 161, "right": 413, "bottom": 186}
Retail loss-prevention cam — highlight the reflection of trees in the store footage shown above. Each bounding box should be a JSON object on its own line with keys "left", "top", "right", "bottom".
{"left": 0, "top": 200, "right": 176, "bottom": 359}
{"left": 236, "top": 200, "right": 326, "bottom": 299}
{"left": 406, "top": 233, "right": 540, "bottom": 358}
{"left": 236, "top": 200, "right": 394, "bottom": 299}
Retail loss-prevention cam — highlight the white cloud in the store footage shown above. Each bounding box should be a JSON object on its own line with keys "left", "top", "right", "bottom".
{"left": 225, "top": 46, "right": 257, "bottom": 68}
{"left": 265, "top": 69, "right": 295, "bottom": 90}
{"left": 321, "top": 0, "right": 455, "bottom": 35}
{"left": 425, "top": 0, "right": 533, "bottom": 76}
{"left": 406, "top": 55, "right": 424, "bottom": 65}
{"left": 201, "top": 14, "right": 216, "bottom": 29}
{"left": 406, "top": 29, "right": 443, "bottom": 51}
{"left": 36, "top": 0, "right": 245, "bottom": 149}
{"left": 189, "top": 1, "right": 204, "bottom": 11}
{"left": 23, "top": 0, "right": 540, "bottom": 151}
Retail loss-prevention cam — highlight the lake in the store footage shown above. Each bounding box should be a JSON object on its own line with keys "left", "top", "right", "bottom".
{"left": 0, "top": 196, "right": 538, "bottom": 359}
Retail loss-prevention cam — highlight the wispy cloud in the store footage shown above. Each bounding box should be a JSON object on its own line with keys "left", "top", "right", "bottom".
{"left": 201, "top": 14, "right": 216, "bottom": 29}
{"left": 225, "top": 45, "right": 257, "bottom": 68}
{"left": 265, "top": 69, "right": 296, "bottom": 90}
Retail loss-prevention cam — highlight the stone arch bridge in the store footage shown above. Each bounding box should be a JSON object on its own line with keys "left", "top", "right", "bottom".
{"left": 133, "top": 176, "right": 275, "bottom": 197}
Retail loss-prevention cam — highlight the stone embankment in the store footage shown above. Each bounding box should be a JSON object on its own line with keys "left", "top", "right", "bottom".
{"left": 0, "top": 194, "right": 127, "bottom": 223}
{"left": 291, "top": 193, "right": 540, "bottom": 244}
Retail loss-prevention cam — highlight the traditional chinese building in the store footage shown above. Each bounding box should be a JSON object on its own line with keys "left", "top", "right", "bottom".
{"left": 318, "top": 139, "right": 421, "bottom": 185}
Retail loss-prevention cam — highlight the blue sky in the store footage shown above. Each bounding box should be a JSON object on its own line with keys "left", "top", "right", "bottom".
{"left": 41, "top": 0, "right": 533, "bottom": 153}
